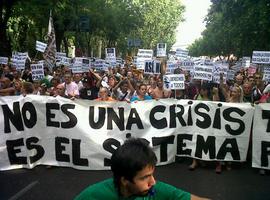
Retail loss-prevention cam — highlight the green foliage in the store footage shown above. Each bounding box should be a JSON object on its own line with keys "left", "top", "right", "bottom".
{"left": 188, "top": 0, "right": 270, "bottom": 58}
{"left": 2, "top": 0, "right": 184, "bottom": 57}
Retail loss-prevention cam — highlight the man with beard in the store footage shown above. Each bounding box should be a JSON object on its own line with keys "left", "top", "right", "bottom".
{"left": 75, "top": 138, "right": 209, "bottom": 200}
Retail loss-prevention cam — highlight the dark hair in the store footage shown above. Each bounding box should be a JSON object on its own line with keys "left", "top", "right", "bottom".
{"left": 200, "top": 82, "right": 212, "bottom": 98}
{"left": 111, "top": 138, "right": 157, "bottom": 188}
{"left": 22, "top": 81, "right": 34, "bottom": 94}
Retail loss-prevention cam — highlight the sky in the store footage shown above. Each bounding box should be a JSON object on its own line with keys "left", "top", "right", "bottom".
{"left": 172, "top": 0, "right": 212, "bottom": 50}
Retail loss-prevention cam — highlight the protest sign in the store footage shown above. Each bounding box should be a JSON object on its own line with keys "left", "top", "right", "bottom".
{"left": 94, "top": 59, "right": 107, "bottom": 71}
{"left": 163, "top": 74, "right": 185, "bottom": 90}
{"left": 36, "top": 41, "right": 47, "bottom": 53}
{"left": 252, "top": 51, "right": 270, "bottom": 64}
{"left": 0, "top": 57, "right": 8, "bottom": 65}
{"left": 193, "top": 64, "right": 213, "bottom": 81}
{"left": 212, "top": 63, "right": 228, "bottom": 84}
{"left": 144, "top": 60, "right": 161, "bottom": 75}
{"left": 11, "top": 52, "right": 28, "bottom": 70}
{"left": 137, "top": 49, "right": 153, "bottom": 70}
{"left": 157, "top": 43, "right": 167, "bottom": 57}
{"left": 31, "top": 64, "right": 44, "bottom": 81}
{"left": 241, "top": 56, "right": 251, "bottom": 68}
{"left": 175, "top": 48, "right": 188, "bottom": 59}
{"left": 262, "top": 66, "right": 270, "bottom": 83}
{"left": 0, "top": 96, "right": 254, "bottom": 171}
{"left": 227, "top": 70, "right": 235, "bottom": 80}
{"left": 105, "top": 48, "right": 116, "bottom": 66}
{"left": 166, "top": 61, "right": 177, "bottom": 74}
{"left": 178, "top": 60, "right": 194, "bottom": 72}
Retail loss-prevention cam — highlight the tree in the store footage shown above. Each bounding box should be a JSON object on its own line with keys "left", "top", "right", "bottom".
{"left": 189, "top": 0, "right": 270, "bottom": 58}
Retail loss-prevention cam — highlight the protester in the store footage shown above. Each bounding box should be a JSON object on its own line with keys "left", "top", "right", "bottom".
{"left": 130, "top": 83, "right": 152, "bottom": 102}
{"left": 54, "top": 83, "right": 66, "bottom": 97}
{"left": 150, "top": 76, "right": 171, "bottom": 99}
{"left": 21, "top": 81, "right": 34, "bottom": 96}
{"left": 252, "top": 73, "right": 265, "bottom": 104}
{"left": 73, "top": 73, "right": 84, "bottom": 91}
{"left": 61, "top": 73, "right": 80, "bottom": 99}
{"left": 74, "top": 138, "right": 209, "bottom": 200}
{"left": 112, "top": 77, "right": 135, "bottom": 102}
{"left": 95, "top": 87, "right": 115, "bottom": 101}
{"left": 48, "top": 77, "right": 61, "bottom": 96}
{"left": 14, "top": 80, "right": 22, "bottom": 95}
{"left": 79, "top": 76, "right": 99, "bottom": 100}
{"left": 21, "top": 66, "right": 33, "bottom": 83}
{"left": 242, "top": 81, "right": 253, "bottom": 103}
{"left": 0, "top": 77, "right": 15, "bottom": 96}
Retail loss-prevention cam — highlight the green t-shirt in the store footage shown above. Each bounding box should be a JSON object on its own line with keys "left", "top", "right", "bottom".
{"left": 74, "top": 178, "right": 191, "bottom": 200}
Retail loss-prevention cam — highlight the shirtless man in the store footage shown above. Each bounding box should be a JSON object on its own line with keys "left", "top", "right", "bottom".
{"left": 151, "top": 77, "right": 171, "bottom": 99}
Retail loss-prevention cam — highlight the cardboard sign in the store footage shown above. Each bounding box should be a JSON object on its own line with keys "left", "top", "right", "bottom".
{"left": 252, "top": 51, "right": 270, "bottom": 64}
{"left": 0, "top": 57, "right": 8, "bottom": 65}
{"left": 163, "top": 74, "right": 185, "bottom": 89}
{"left": 175, "top": 48, "right": 188, "bottom": 59}
{"left": 36, "top": 41, "right": 47, "bottom": 53}
{"left": 144, "top": 60, "right": 161, "bottom": 74}
{"left": 157, "top": 43, "right": 167, "bottom": 57}
{"left": 31, "top": 64, "right": 44, "bottom": 80}
{"left": 193, "top": 64, "right": 213, "bottom": 81}
{"left": 105, "top": 48, "right": 116, "bottom": 66}
{"left": 137, "top": 49, "right": 153, "bottom": 69}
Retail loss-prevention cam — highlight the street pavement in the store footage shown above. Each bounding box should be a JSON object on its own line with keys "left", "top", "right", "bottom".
{"left": 0, "top": 159, "right": 269, "bottom": 200}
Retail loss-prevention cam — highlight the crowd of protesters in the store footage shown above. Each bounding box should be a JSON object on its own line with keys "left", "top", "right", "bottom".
{"left": 0, "top": 60, "right": 270, "bottom": 174}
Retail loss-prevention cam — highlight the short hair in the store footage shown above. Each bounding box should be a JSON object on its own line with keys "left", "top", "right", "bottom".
{"left": 139, "top": 83, "right": 147, "bottom": 89}
{"left": 22, "top": 81, "right": 34, "bottom": 94}
{"left": 111, "top": 138, "right": 157, "bottom": 188}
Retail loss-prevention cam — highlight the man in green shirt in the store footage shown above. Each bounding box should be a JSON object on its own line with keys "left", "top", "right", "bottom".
{"left": 75, "top": 138, "right": 209, "bottom": 200}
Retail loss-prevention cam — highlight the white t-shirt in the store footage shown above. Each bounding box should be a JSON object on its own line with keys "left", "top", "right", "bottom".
{"left": 61, "top": 82, "right": 79, "bottom": 96}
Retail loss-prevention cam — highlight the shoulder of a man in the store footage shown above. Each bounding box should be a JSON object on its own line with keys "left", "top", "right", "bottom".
{"left": 74, "top": 178, "right": 118, "bottom": 200}
{"left": 154, "top": 181, "right": 191, "bottom": 200}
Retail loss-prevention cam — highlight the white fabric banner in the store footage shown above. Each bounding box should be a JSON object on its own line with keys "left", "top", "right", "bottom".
{"left": 0, "top": 96, "right": 255, "bottom": 171}
{"left": 252, "top": 104, "right": 270, "bottom": 170}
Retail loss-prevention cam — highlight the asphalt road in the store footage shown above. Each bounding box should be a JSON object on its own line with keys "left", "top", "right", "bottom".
{"left": 1, "top": 159, "right": 269, "bottom": 200}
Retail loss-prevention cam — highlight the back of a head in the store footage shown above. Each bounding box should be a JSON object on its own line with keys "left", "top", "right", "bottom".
{"left": 111, "top": 138, "right": 157, "bottom": 187}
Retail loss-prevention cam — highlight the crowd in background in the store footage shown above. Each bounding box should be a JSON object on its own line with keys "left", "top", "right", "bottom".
{"left": 0, "top": 61, "right": 270, "bottom": 174}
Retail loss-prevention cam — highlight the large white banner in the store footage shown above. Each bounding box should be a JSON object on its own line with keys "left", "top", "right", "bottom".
{"left": 0, "top": 96, "right": 256, "bottom": 171}
{"left": 252, "top": 104, "right": 270, "bottom": 170}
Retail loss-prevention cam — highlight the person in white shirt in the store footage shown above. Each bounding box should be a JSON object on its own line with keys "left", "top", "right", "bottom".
{"left": 61, "top": 73, "right": 79, "bottom": 99}
{"left": 112, "top": 77, "right": 135, "bottom": 102}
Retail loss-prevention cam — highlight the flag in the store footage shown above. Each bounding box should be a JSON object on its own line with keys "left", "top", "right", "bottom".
{"left": 43, "top": 10, "right": 56, "bottom": 69}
